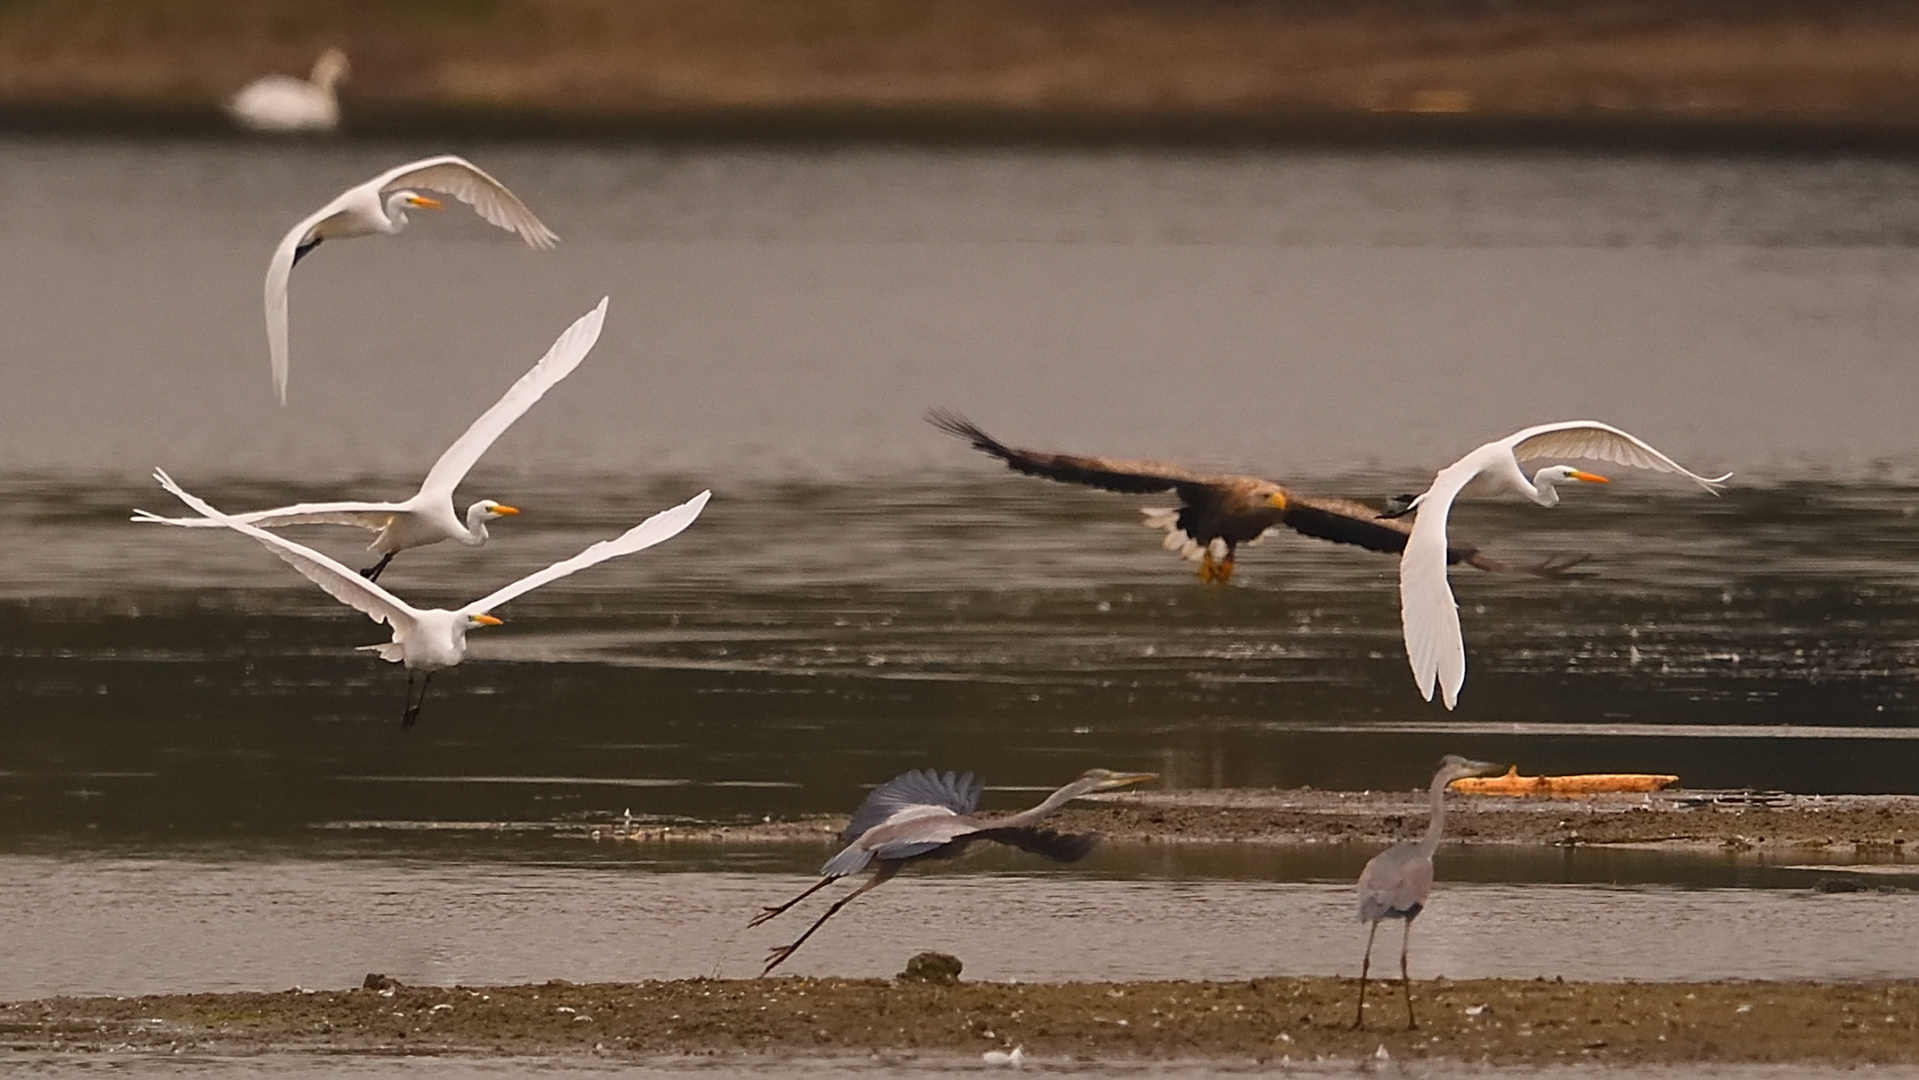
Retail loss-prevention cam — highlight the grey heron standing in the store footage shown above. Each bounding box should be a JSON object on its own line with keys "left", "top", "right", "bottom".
{"left": 752, "top": 767, "right": 1157, "bottom": 975}
{"left": 1353, "top": 754, "right": 1500, "bottom": 1030}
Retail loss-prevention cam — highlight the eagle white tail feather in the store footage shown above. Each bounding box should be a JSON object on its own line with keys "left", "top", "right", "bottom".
{"left": 1143, "top": 507, "right": 1209, "bottom": 561}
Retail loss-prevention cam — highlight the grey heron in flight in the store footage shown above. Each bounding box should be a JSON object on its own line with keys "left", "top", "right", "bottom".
{"left": 1354, "top": 753, "right": 1501, "bottom": 1030}
{"left": 752, "top": 766, "right": 1157, "bottom": 975}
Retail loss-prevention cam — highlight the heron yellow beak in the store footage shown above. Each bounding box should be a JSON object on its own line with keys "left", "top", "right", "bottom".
{"left": 1101, "top": 771, "right": 1160, "bottom": 791}
{"left": 1570, "top": 470, "right": 1610, "bottom": 484}
{"left": 408, "top": 195, "right": 444, "bottom": 210}
{"left": 472, "top": 614, "right": 504, "bottom": 626}
{"left": 493, "top": 505, "right": 521, "bottom": 516}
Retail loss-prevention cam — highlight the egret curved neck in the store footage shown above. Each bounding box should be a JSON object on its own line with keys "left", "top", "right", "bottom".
{"left": 461, "top": 503, "right": 493, "bottom": 545}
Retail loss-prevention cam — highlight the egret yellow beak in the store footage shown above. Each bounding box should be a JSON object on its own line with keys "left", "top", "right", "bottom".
{"left": 471, "top": 614, "right": 503, "bottom": 626}
{"left": 493, "top": 505, "right": 521, "bottom": 516}
{"left": 1570, "top": 470, "right": 1610, "bottom": 484}
{"left": 408, "top": 195, "right": 444, "bottom": 210}
{"left": 1100, "top": 771, "right": 1160, "bottom": 791}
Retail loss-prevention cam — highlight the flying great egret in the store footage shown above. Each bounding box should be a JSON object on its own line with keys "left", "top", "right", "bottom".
{"left": 147, "top": 468, "right": 710, "bottom": 728}
{"left": 265, "top": 154, "right": 560, "bottom": 403}
{"left": 1354, "top": 754, "right": 1501, "bottom": 1030}
{"left": 929, "top": 411, "right": 1585, "bottom": 584}
{"left": 228, "top": 48, "right": 349, "bottom": 133}
{"left": 752, "top": 767, "right": 1157, "bottom": 975}
{"left": 1397, "top": 420, "right": 1730, "bottom": 709}
{"left": 136, "top": 298, "right": 609, "bottom": 582}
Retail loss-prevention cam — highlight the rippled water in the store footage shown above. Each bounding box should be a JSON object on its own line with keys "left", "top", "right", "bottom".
{"left": 4, "top": 141, "right": 1919, "bottom": 1012}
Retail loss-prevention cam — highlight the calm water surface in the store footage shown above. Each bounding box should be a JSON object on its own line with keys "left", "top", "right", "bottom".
{"left": 3, "top": 140, "right": 1919, "bottom": 1003}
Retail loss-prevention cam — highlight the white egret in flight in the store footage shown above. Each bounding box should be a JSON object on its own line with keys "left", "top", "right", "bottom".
{"left": 136, "top": 298, "right": 609, "bottom": 582}
{"left": 265, "top": 154, "right": 560, "bottom": 402}
{"left": 228, "top": 48, "right": 349, "bottom": 133}
{"left": 147, "top": 468, "right": 710, "bottom": 728}
{"left": 1395, "top": 421, "right": 1730, "bottom": 709}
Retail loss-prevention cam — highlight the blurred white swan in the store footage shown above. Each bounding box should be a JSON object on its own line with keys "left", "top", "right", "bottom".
{"left": 229, "top": 48, "right": 349, "bottom": 133}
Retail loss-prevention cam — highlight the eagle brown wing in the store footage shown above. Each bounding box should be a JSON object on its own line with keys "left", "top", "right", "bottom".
{"left": 929, "top": 410, "right": 1228, "bottom": 496}
{"left": 1283, "top": 494, "right": 1589, "bottom": 576}
{"left": 1279, "top": 494, "right": 1420, "bottom": 556}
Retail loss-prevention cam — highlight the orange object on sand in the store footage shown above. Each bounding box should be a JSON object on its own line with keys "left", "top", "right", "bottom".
{"left": 1448, "top": 766, "right": 1678, "bottom": 797}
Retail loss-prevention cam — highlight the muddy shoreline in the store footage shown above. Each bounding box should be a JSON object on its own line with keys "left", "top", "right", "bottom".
{"left": 9, "top": 976, "right": 1918, "bottom": 1065}
{"left": 596, "top": 788, "right": 1919, "bottom": 856}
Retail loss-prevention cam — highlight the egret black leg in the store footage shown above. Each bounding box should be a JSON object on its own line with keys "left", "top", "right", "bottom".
{"left": 401, "top": 672, "right": 433, "bottom": 730}
{"left": 749, "top": 875, "right": 839, "bottom": 928}
{"left": 360, "top": 552, "right": 395, "bottom": 581}
{"left": 1354, "top": 920, "right": 1379, "bottom": 1029}
{"left": 1400, "top": 919, "right": 1417, "bottom": 1030}
{"left": 762, "top": 863, "right": 898, "bottom": 976}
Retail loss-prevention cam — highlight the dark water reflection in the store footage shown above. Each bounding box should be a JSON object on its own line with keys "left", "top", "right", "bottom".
{"left": 4, "top": 474, "right": 1919, "bottom": 845}
{"left": 3, "top": 142, "right": 1919, "bottom": 848}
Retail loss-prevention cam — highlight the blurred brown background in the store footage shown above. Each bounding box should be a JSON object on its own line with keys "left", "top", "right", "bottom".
{"left": 7, "top": 0, "right": 1919, "bottom": 140}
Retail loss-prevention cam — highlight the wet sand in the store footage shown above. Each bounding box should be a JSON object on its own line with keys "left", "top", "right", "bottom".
{"left": 9, "top": 976, "right": 1919, "bottom": 1066}
{"left": 604, "top": 788, "right": 1919, "bottom": 855}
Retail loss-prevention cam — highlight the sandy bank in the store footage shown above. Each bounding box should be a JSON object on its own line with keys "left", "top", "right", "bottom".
{"left": 8, "top": 976, "right": 1918, "bottom": 1065}
{"left": 593, "top": 788, "right": 1919, "bottom": 855}
{"left": 7, "top": 0, "right": 1919, "bottom": 148}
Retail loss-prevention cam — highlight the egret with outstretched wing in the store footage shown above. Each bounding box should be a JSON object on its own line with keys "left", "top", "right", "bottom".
{"left": 1398, "top": 420, "right": 1730, "bottom": 709}
{"left": 145, "top": 468, "right": 709, "bottom": 728}
{"left": 137, "top": 298, "right": 607, "bottom": 582}
{"left": 265, "top": 154, "right": 560, "bottom": 402}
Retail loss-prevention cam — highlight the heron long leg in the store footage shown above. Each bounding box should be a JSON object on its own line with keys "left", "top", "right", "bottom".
{"left": 1400, "top": 919, "right": 1417, "bottom": 1030}
{"left": 748, "top": 875, "right": 839, "bottom": 928}
{"left": 401, "top": 672, "right": 433, "bottom": 730}
{"left": 762, "top": 862, "right": 899, "bottom": 976}
{"left": 360, "top": 552, "right": 396, "bottom": 581}
{"left": 1353, "top": 920, "right": 1379, "bottom": 1029}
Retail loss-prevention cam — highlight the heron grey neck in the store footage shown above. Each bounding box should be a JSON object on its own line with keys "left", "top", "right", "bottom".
{"left": 996, "top": 777, "right": 1098, "bottom": 829}
{"left": 1418, "top": 769, "right": 1452, "bottom": 858}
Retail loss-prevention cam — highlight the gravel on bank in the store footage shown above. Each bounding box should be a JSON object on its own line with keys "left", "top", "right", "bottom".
{"left": 8, "top": 976, "right": 1918, "bottom": 1066}
{"left": 594, "top": 788, "right": 1919, "bottom": 855}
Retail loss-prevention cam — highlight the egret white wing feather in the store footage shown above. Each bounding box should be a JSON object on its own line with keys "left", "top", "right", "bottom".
{"left": 417, "top": 297, "right": 606, "bottom": 498}
{"left": 458, "top": 490, "right": 711, "bottom": 617}
{"left": 264, "top": 208, "right": 329, "bottom": 404}
{"left": 1506, "top": 421, "right": 1731, "bottom": 489}
{"left": 376, "top": 156, "right": 559, "bottom": 249}
{"left": 1399, "top": 463, "right": 1478, "bottom": 709}
{"left": 151, "top": 470, "right": 419, "bottom": 633}
{"left": 133, "top": 500, "right": 406, "bottom": 532}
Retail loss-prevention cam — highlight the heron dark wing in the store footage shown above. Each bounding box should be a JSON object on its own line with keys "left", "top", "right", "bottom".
{"left": 842, "top": 769, "right": 982, "bottom": 842}
{"left": 928, "top": 410, "right": 1218, "bottom": 496}
{"left": 971, "top": 826, "right": 1100, "bottom": 863}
